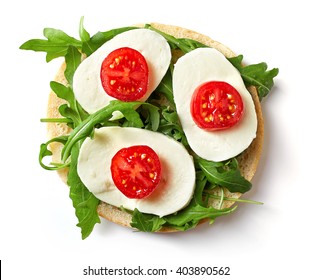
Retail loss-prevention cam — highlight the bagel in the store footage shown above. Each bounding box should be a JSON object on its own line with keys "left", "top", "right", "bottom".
{"left": 46, "top": 23, "right": 264, "bottom": 232}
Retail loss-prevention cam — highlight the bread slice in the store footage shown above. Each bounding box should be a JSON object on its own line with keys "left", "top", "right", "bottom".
{"left": 46, "top": 23, "right": 264, "bottom": 232}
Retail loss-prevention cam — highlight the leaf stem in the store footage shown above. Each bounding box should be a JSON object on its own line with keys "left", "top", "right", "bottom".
{"left": 208, "top": 194, "right": 263, "bottom": 205}
{"left": 145, "top": 24, "right": 193, "bottom": 53}
{"left": 40, "top": 118, "right": 72, "bottom": 123}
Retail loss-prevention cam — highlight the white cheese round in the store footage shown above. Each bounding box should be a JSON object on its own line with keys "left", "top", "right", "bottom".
{"left": 77, "top": 127, "right": 196, "bottom": 217}
{"left": 173, "top": 48, "right": 257, "bottom": 162}
{"left": 73, "top": 29, "right": 171, "bottom": 114}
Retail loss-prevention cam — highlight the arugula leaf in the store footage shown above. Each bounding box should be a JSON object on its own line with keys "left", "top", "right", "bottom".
{"left": 164, "top": 204, "right": 237, "bottom": 228}
{"left": 43, "top": 28, "right": 81, "bottom": 47}
{"left": 39, "top": 136, "right": 69, "bottom": 170}
{"left": 79, "top": 16, "right": 90, "bottom": 42}
{"left": 20, "top": 28, "right": 82, "bottom": 62}
{"left": 57, "top": 105, "right": 80, "bottom": 128}
{"left": 68, "top": 143, "right": 100, "bottom": 239}
{"left": 138, "top": 104, "right": 160, "bottom": 131}
{"left": 61, "top": 100, "right": 159, "bottom": 162}
{"left": 64, "top": 46, "right": 82, "bottom": 86}
{"left": 154, "top": 69, "right": 175, "bottom": 108}
{"left": 119, "top": 108, "right": 144, "bottom": 128}
{"left": 162, "top": 171, "right": 237, "bottom": 230}
{"left": 130, "top": 209, "right": 166, "bottom": 232}
{"left": 50, "top": 81, "right": 89, "bottom": 128}
{"left": 50, "top": 81, "right": 74, "bottom": 106}
{"left": 82, "top": 27, "right": 137, "bottom": 56}
{"left": 145, "top": 24, "right": 207, "bottom": 53}
{"left": 158, "top": 106, "right": 188, "bottom": 146}
{"left": 193, "top": 172, "right": 209, "bottom": 206}
{"left": 196, "top": 157, "right": 251, "bottom": 193}
{"left": 228, "top": 55, "right": 279, "bottom": 100}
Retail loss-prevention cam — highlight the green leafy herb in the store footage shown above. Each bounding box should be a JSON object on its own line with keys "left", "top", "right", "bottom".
{"left": 228, "top": 55, "right": 279, "bottom": 100}
{"left": 79, "top": 16, "right": 90, "bottom": 42}
{"left": 39, "top": 136, "right": 69, "bottom": 170}
{"left": 164, "top": 204, "right": 237, "bottom": 229}
{"left": 82, "top": 27, "right": 137, "bottom": 56}
{"left": 64, "top": 46, "right": 81, "bottom": 86}
{"left": 118, "top": 107, "right": 144, "bottom": 128}
{"left": 130, "top": 209, "right": 166, "bottom": 232}
{"left": 50, "top": 81, "right": 89, "bottom": 128}
{"left": 154, "top": 69, "right": 175, "bottom": 108}
{"left": 207, "top": 194, "right": 263, "bottom": 205}
{"left": 196, "top": 157, "right": 251, "bottom": 193}
{"left": 20, "top": 28, "right": 82, "bottom": 62}
{"left": 68, "top": 143, "right": 100, "bottom": 239}
{"left": 61, "top": 100, "right": 159, "bottom": 162}
{"left": 158, "top": 106, "right": 188, "bottom": 146}
{"left": 145, "top": 24, "right": 207, "bottom": 53}
{"left": 134, "top": 104, "right": 160, "bottom": 131}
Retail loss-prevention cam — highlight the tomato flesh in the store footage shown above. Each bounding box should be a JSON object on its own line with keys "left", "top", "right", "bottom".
{"left": 100, "top": 47, "right": 149, "bottom": 101}
{"left": 110, "top": 145, "right": 162, "bottom": 199}
{"left": 190, "top": 81, "right": 244, "bottom": 130}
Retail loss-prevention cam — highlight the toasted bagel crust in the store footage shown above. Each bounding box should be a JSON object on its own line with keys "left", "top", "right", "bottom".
{"left": 46, "top": 23, "right": 264, "bottom": 232}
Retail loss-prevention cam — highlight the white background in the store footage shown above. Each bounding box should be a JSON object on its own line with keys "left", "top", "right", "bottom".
{"left": 1, "top": 0, "right": 311, "bottom": 279}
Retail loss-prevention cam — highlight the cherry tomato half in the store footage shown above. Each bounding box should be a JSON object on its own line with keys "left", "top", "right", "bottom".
{"left": 100, "top": 47, "right": 149, "bottom": 101}
{"left": 190, "top": 81, "right": 244, "bottom": 130}
{"left": 110, "top": 145, "right": 162, "bottom": 199}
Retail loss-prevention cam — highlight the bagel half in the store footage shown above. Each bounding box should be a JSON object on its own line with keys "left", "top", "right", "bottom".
{"left": 46, "top": 23, "right": 264, "bottom": 232}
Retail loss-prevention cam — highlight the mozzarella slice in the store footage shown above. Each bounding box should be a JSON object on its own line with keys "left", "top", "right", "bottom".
{"left": 73, "top": 29, "right": 172, "bottom": 114}
{"left": 173, "top": 48, "right": 257, "bottom": 162}
{"left": 77, "top": 127, "right": 196, "bottom": 217}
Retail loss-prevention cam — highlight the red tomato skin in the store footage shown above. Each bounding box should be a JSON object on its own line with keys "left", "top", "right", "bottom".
{"left": 190, "top": 81, "right": 244, "bottom": 131}
{"left": 110, "top": 145, "right": 162, "bottom": 199}
{"left": 100, "top": 47, "right": 149, "bottom": 102}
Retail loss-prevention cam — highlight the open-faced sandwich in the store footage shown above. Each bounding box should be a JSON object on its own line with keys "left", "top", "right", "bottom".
{"left": 20, "top": 18, "right": 278, "bottom": 239}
